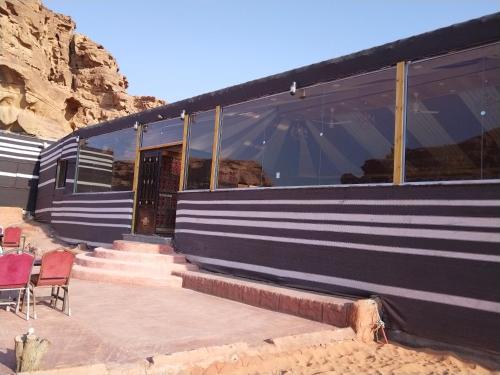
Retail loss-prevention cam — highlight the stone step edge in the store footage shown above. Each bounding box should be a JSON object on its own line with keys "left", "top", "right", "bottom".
{"left": 71, "top": 266, "right": 183, "bottom": 288}
{"left": 75, "top": 252, "right": 197, "bottom": 275}
{"left": 93, "top": 247, "right": 187, "bottom": 263}
{"left": 175, "top": 271, "right": 355, "bottom": 328}
{"left": 72, "top": 264, "right": 183, "bottom": 281}
{"left": 80, "top": 249, "right": 192, "bottom": 267}
{"left": 112, "top": 240, "right": 173, "bottom": 252}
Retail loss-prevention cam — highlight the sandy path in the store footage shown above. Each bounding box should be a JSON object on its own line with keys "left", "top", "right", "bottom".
{"left": 188, "top": 341, "right": 498, "bottom": 375}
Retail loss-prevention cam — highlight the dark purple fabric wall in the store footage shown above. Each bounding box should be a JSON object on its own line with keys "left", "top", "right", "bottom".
{"left": 174, "top": 183, "right": 500, "bottom": 352}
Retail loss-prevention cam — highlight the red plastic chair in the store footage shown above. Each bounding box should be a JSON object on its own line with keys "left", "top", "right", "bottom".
{"left": 0, "top": 252, "right": 35, "bottom": 320}
{"left": 28, "top": 249, "right": 75, "bottom": 318}
{"left": 2, "top": 226, "right": 24, "bottom": 250}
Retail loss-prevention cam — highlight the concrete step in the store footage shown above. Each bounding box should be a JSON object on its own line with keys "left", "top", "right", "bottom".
{"left": 93, "top": 247, "right": 188, "bottom": 264}
{"left": 72, "top": 264, "right": 183, "bottom": 288}
{"left": 75, "top": 252, "right": 197, "bottom": 276}
{"left": 112, "top": 240, "right": 173, "bottom": 254}
{"left": 75, "top": 252, "right": 197, "bottom": 274}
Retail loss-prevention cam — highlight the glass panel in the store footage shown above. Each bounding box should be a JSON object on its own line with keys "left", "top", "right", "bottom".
{"left": 405, "top": 43, "right": 500, "bottom": 182}
{"left": 218, "top": 93, "right": 296, "bottom": 188}
{"left": 76, "top": 127, "right": 137, "bottom": 192}
{"left": 218, "top": 68, "right": 395, "bottom": 189}
{"left": 316, "top": 68, "right": 395, "bottom": 185}
{"left": 141, "top": 118, "right": 184, "bottom": 148}
{"left": 55, "top": 159, "right": 67, "bottom": 188}
{"left": 185, "top": 110, "right": 215, "bottom": 190}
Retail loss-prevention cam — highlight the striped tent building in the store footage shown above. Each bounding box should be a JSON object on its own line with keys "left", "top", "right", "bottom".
{"left": 11, "top": 12, "right": 499, "bottom": 354}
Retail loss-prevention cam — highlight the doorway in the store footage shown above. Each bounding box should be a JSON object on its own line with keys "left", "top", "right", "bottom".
{"left": 134, "top": 144, "right": 182, "bottom": 236}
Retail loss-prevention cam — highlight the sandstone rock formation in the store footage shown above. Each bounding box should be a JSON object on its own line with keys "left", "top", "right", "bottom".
{"left": 0, "top": 0, "right": 165, "bottom": 140}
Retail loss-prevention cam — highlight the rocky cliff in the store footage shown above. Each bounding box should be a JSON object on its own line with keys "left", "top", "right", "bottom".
{"left": 0, "top": 0, "right": 165, "bottom": 140}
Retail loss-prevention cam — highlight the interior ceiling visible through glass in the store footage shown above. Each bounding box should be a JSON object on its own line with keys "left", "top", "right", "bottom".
{"left": 218, "top": 68, "right": 396, "bottom": 189}
{"left": 405, "top": 42, "right": 500, "bottom": 182}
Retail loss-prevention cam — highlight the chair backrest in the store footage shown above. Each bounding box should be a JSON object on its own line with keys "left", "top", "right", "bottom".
{"left": 3, "top": 227, "right": 21, "bottom": 247}
{"left": 0, "top": 252, "right": 34, "bottom": 288}
{"left": 38, "top": 249, "right": 75, "bottom": 284}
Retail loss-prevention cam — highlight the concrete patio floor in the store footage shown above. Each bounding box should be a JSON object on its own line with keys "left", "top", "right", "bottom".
{"left": 0, "top": 279, "right": 331, "bottom": 373}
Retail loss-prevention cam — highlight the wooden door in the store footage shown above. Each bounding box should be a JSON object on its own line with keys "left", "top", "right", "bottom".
{"left": 154, "top": 150, "right": 181, "bottom": 235}
{"left": 135, "top": 150, "right": 161, "bottom": 234}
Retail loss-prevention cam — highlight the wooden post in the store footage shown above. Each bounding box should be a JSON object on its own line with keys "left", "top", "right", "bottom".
{"left": 210, "top": 106, "right": 222, "bottom": 191}
{"left": 393, "top": 61, "right": 406, "bottom": 185}
{"left": 130, "top": 122, "right": 143, "bottom": 233}
{"left": 15, "top": 330, "right": 50, "bottom": 372}
{"left": 178, "top": 114, "right": 190, "bottom": 192}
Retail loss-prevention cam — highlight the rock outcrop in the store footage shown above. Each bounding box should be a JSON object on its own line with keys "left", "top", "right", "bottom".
{"left": 0, "top": 0, "right": 165, "bottom": 140}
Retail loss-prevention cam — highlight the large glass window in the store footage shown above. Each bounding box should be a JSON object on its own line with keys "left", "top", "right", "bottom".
{"left": 141, "top": 118, "right": 184, "bottom": 148}
{"left": 185, "top": 110, "right": 215, "bottom": 190}
{"left": 75, "top": 127, "right": 137, "bottom": 193}
{"left": 405, "top": 43, "right": 500, "bottom": 182}
{"left": 217, "top": 68, "right": 396, "bottom": 188}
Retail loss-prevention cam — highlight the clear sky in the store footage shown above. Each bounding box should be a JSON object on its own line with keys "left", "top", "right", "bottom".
{"left": 44, "top": 0, "right": 499, "bottom": 104}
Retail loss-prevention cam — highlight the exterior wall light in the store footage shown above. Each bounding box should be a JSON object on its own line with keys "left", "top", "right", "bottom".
{"left": 180, "top": 110, "right": 186, "bottom": 120}
{"left": 290, "top": 81, "right": 297, "bottom": 96}
{"left": 133, "top": 121, "right": 139, "bottom": 130}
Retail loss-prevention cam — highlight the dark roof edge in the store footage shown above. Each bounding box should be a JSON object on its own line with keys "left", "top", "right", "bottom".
{"left": 76, "top": 12, "right": 500, "bottom": 139}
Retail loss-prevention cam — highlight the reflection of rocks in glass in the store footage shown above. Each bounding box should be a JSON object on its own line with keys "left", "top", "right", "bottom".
{"left": 405, "top": 127, "right": 500, "bottom": 181}
{"left": 112, "top": 161, "right": 134, "bottom": 190}
{"left": 341, "top": 157, "right": 394, "bottom": 184}
{"left": 342, "top": 127, "right": 500, "bottom": 183}
{"left": 218, "top": 160, "right": 272, "bottom": 188}
{"left": 187, "top": 158, "right": 211, "bottom": 190}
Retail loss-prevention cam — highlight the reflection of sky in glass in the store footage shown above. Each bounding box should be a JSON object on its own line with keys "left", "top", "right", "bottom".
{"left": 82, "top": 127, "right": 137, "bottom": 162}
{"left": 142, "top": 118, "right": 184, "bottom": 148}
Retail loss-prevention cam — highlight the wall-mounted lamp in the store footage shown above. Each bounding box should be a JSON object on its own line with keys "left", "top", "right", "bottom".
{"left": 157, "top": 114, "right": 164, "bottom": 120}
{"left": 180, "top": 110, "right": 186, "bottom": 120}
{"left": 290, "top": 81, "right": 297, "bottom": 96}
{"left": 75, "top": 135, "right": 80, "bottom": 142}
{"left": 133, "top": 121, "right": 139, "bottom": 130}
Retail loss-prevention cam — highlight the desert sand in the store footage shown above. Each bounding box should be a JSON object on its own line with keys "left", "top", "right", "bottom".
{"left": 182, "top": 341, "right": 497, "bottom": 375}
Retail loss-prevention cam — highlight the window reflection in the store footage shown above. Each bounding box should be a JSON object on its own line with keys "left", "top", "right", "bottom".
{"left": 76, "top": 127, "right": 137, "bottom": 192}
{"left": 141, "top": 118, "right": 184, "bottom": 148}
{"left": 185, "top": 110, "right": 215, "bottom": 190}
{"left": 218, "top": 69, "right": 396, "bottom": 188}
{"left": 405, "top": 43, "right": 500, "bottom": 181}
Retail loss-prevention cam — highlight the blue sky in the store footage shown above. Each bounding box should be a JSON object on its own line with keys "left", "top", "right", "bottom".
{"left": 44, "top": 1, "right": 499, "bottom": 103}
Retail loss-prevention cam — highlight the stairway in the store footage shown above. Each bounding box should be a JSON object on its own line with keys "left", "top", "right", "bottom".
{"left": 72, "top": 240, "right": 197, "bottom": 287}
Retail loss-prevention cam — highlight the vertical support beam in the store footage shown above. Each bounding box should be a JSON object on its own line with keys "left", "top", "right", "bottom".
{"left": 72, "top": 136, "right": 81, "bottom": 194}
{"left": 210, "top": 105, "right": 222, "bottom": 191}
{"left": 178, "top": 114, "right": 190, "bottom": 192}
{"left": 130, "top": 123, "right": 143, "bottom": 233}
{"left": 393, "top": 61, "right": 407, "bottom": 185}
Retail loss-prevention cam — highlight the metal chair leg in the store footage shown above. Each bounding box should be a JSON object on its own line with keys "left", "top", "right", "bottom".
{"left": 50, "top": 286, "right": 57, "bottom": 307}
{"left": 31, "top": 285, "right": 37, "bottom": 319}
{"left": 56, "top": 287, "right": 61, "bottom": 310}
{"left": 25, "top": 286, "right": 30, "bottom": 321}
{"left": 64, "top": 286, "right": 70, "bottom": 316}
{"left": 15, "top": 290, "right": 21, "bottom": 314}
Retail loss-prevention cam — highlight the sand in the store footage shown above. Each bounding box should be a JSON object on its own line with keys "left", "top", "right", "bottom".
{"left": 185, "top": 341, "right": 498, "bottom": 375}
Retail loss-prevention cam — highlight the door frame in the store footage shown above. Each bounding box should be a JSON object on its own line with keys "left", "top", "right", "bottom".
{"left": 131, "top": 141, "right": 183, "bottom": 234}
